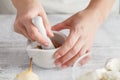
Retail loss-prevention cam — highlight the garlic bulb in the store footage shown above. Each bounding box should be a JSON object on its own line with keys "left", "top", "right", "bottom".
{"left": 77, "top": 58, "right": 120, "bottom": 80}
{"left": 105, "top": 58, "right": 120, "bottom": 71}
{"left": 101, "top": 71, "right": 120, "bottom": 80}
{"left": 14, "top": 58, "right": 39, "bottom": 80}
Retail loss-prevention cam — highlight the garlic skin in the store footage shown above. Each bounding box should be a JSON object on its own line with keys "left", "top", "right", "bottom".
{"left": 95, "top": 68, "right": 107, "bottom": 79}
{"left": 14, "top": 58, "right": 39, "bottom": 80}
{"left": 105, "top": 58, "right": 120, "bottom": 71}
{"left": 101, "top": 71, "right": 120, "bottom": 80}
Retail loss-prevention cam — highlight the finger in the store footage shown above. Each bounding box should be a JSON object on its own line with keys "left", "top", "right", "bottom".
{"left": 79, "top": 55, "right": 91, "bottom": 66}
{"left": 55, "top": 36, "right": 85, "bottom": 65}
{"left": 20, "top": 26, "right": 32, "bottom": 40}
{"left": 54, "top": 30, "right": 80, "bottom": 59}
{"left": 24, "top": 20, "right": 49, "bottom": 46}
{"left": 15, "top": 27, "right": 31, "bottom": 40}
{"left": 78, "top": 47, "right": 92, "bottom": 66}
{"left": 52, "top": 14, "right": 78, "bottom": 32}
{"left": 54, "top": 32, "right": 81, "bottom": 67}
{"left": 39, "top": 13, "right": 54, "bottom": 37}
{"left": 79, "top": 45, "right": 88, "bottom": 56}
{"left": 52, "top": 14, "right": 74, "bottom": 31}
{"left": 52, "top": 23, "right": 68, "bottom": 31}
{"left": 46, "top": 27, "right": 54, "bottom": 38}
{"left": 14, "top": 22, "right": 32, "bottom": 40}
{"left": 61, "top": 46, "right": 88, "bottom": 68}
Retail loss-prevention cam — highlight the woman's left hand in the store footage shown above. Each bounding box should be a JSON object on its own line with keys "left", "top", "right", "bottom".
{"left": 52, "top": 9, "right": 102, "bottom": 68}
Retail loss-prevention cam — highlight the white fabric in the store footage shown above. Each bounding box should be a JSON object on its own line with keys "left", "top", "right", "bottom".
{"left": 0, "top": 0, "right": 16, "bottom": 14}
{"left": 0, "top": 0, "right": 119, "bottom": 14}
{"left": 40, "top": 0, "right": 90, "bottom": 14}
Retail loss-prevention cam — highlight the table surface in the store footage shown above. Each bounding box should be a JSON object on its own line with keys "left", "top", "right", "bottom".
{"left": 0, "top": 14, "right": 120, "bottom": 80}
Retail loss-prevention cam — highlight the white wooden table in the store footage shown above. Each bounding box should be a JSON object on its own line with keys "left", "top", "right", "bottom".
{"left": 0, "top": 14, "right": 120, "bottom": 80}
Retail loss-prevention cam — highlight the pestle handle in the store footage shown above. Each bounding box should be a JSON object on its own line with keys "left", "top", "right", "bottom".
{"left": 32, "top": 16, "right": 55, "bottom": 49}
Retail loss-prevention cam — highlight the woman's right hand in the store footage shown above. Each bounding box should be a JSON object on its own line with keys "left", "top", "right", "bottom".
{"left": 12, "top": 0, "right": 53, "bottom": 46}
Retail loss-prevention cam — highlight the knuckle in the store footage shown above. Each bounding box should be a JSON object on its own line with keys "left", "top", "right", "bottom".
{"left": 65, "top": 62, "right": 71, "bottom": 67}
{"left": 65, "top": 53, "right": 74, "bottom": 62}
{"left": 80, "top": 52, "right": 84, "bottom": 56}
{"left": 59, "top": 56, "right": 69, "bottom": 64}
{"left": 14, "top": 22, "right": 19, "bottom": 32}
{"left": 77, "top": 52, "right": 82, "bottom": 57}
{"left": 74, "top": 27, "right": 81, "bottom": 33}
{"left": 60, "top": 53, "right": 64, "bottom": 56}
{"left": 81, "top": 35, "right": 86, "bottom": 41}
{"left": 29, "top": 30, "right": 36, "bottom": 39}
{"left": 65, "top": 54, "right": 71, "bottom": 60}
{"left": 30, "top": 33, "right": 36, "bottom": 39}
{"left": 21, "top": 17, "right": 29, "bottom": 23}
{"left": 58, "top": 51, "right": 64, "bottom": 57}
{"left": 20, "top": 15, "right": 31, "bottom": 24}
{"left": 71, "top": 47, "right": 77, "bottom": 54}
{"left": 65, "top": 60, "right": 75, "bottom": 67}
{"left": 67, "top": 41, "right": 73, "bottom": 48}
{"left": 60, "top": 58, "right": 65, "bottom": 64}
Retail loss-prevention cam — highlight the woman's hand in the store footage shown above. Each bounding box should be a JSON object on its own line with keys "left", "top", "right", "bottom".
{"left": 12, "top": 0, "right": 53, "bottom": 46}
{"left": 52, "top": 9, "right": 102, "bottom": 68}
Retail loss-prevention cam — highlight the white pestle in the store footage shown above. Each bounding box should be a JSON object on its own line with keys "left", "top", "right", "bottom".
{"left": 32, "top": 16, "right": 55, "bottom": 49}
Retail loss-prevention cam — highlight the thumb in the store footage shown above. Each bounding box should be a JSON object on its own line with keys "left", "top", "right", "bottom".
{"left": 52, "top": 23, "right": 67, "bottom": 31}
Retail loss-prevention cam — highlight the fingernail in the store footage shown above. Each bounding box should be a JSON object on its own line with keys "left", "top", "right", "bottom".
{"left": 55, "top": 54, "right": 61, "bottom": 59}
{"left": 44, "top": 42, "right": 49, "bottom": 46}
{"left": 55, "top": 62, "right": 61, "bottom": 67}
{"left": 51, "top": 33, "right": 54, "bottom": 37}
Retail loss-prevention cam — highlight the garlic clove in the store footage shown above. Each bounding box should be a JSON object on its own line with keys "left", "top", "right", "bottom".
{"left": 95, "top": 68, "right": 107, "bottom": 79}
{"left": 105, "top": 58, "right": 120, "bottom": 71}
{"left": 77, "top": 58, "right": 120, "bottom": 80}
{"left": 100, "top": 71, "right": 120, "bottom": 80}
{"left": 14, "top": 58, "right": 39, "bottom": 80}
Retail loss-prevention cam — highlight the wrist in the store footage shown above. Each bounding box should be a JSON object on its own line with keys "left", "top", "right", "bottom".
{"left": 83, "top": 8, "right": 105, "bottom": 25}
{"left": 84, "top": 0, "right": 115, "bottom": 23}
{"left": 77, "top": 8, "right": 104, "bottom": 30}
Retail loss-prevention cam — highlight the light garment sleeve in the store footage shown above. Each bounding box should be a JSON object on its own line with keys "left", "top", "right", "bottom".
{"left": 40, "top": 0, "right": 90, "bottom": 14}
{"left": 0, "top": 0, "right": 119, "bottom": 14}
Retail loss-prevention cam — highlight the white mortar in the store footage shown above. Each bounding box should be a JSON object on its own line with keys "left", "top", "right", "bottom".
{"left": 26, "top": 31, "right": 66, "bottom": 69}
